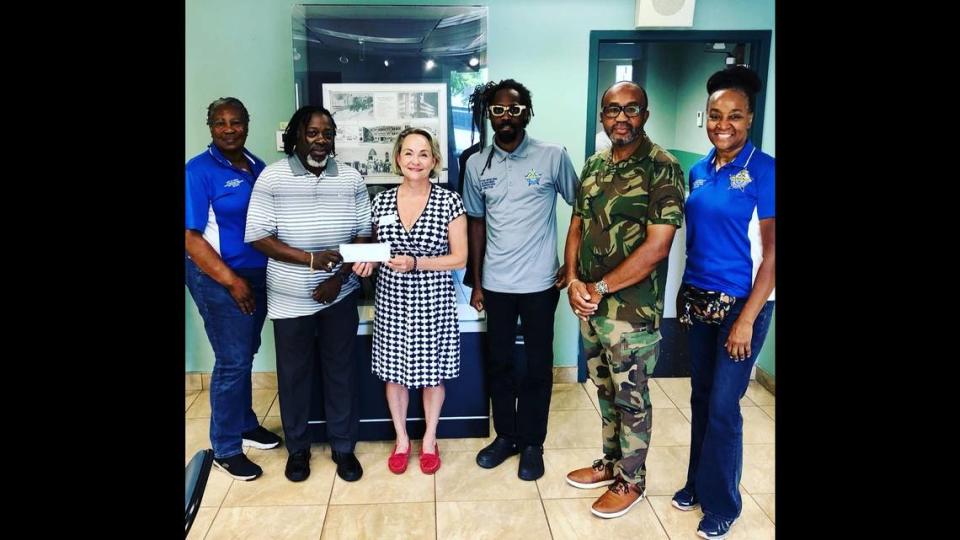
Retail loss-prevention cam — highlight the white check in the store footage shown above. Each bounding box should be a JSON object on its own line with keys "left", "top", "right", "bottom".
{"left": 339, "top": 242, "right": 391, "bottom": 262}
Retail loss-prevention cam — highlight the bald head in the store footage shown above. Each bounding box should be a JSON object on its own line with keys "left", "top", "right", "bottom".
{"left": 601, "top": 81, "right": 648, "bottom": 108}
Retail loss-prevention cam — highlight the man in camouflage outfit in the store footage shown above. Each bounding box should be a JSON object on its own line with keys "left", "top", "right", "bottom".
{"left": 561, "top": 81, "right": 685, "bottom": 519}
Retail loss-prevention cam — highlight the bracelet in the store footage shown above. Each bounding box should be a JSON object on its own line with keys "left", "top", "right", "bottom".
{"left": 309, "top": 252, "right": 315, "bottom": 272}
{"left": 412, "top": 255, "right": 418, "bottom": 272}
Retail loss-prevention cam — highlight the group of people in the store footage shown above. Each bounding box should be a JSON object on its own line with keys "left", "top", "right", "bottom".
{"left": 185, "top": 65, "right": 774, "bottom": 539}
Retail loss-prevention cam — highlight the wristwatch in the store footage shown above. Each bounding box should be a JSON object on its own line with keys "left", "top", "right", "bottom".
{"left": 594, "top": 279, "right": 609, "bottom": 296}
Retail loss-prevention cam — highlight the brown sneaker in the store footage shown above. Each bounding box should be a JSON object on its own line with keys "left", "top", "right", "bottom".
{"left": 590, "top": 476, "right": 645, "bottom": 519}
{"left": 566, "top": 459, "right": 615, "bottom": 489}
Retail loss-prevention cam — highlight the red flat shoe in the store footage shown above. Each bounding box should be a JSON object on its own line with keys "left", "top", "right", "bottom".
{"left": 420, "top": 443, "right": 441, "bottom": 474}
{"left": 388, "top": 443, "right": 410, "bottom": 474}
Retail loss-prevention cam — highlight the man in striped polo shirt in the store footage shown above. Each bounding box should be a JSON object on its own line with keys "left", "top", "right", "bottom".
{"left": 245, "top": 105, "right": 371, "bottom": 484}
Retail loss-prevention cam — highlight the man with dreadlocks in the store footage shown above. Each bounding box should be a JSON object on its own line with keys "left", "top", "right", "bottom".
{"left": 462, "top": 79, "right": 580, "bottom": 481}
{"left": 245, "top": 105, "right": 371, "bottom": 485}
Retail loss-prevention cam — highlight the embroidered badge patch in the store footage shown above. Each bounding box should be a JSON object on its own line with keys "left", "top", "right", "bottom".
{"left": 525, "top": 169, "right": 543, "bottom": 186}
{"left": 692, "top": 179, "right": 706, "bottom": 190}
{"left": 728, "top": 169, "right": 752, "bottom": 191}
{"left": 224, "top": 179, "right": 243, "bottom": 188}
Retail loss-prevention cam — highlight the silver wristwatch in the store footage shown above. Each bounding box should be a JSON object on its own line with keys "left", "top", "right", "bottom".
{"left": 594, "top": 279, "right": 609, "bottom": 296}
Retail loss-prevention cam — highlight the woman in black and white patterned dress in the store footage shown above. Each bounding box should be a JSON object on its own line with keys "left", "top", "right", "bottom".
{"left": 352, "top": 128, "right": 467, "bottom": 475}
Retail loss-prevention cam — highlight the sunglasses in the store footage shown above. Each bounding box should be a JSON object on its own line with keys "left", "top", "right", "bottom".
{"left": 488, "top": 104, "right": 528, "bottom": 117}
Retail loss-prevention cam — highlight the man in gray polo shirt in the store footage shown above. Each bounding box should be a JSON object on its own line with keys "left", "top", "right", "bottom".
{"left": 463, "top": 79, "right": 580, "bottom": 481}
{"left": 245, "top": 105, "right": 371, "bottom": 484}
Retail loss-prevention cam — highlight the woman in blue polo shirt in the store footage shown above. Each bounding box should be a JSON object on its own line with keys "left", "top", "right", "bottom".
{"left": 671, "top": 67, "right": 776, "bottom": 539}
{"left": 185, "top": 97, "right": 282, "bottom": 481}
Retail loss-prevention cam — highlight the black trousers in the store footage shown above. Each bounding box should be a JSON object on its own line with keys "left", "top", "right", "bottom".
{"left": 482, "top": 287, "right": 560, "bottom": 447}
{"left": 273, "top": 292, "right": 360, "bottom": 453}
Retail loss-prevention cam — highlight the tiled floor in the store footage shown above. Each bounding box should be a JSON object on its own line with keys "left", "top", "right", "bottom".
{"left": 186, "top": 378, "right": 775, "bottom": 539}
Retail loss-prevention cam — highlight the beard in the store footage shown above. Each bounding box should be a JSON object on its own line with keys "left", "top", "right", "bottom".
{"left": 306, "top": 155, "right": 328, "bottom": 168}
{"left": 606, "top": 123, "right": 642, "bottom": 146}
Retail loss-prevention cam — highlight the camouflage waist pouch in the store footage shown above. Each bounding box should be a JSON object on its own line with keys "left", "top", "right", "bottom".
{"left": 678, "top": 283, "right": 736, "bottom": 328}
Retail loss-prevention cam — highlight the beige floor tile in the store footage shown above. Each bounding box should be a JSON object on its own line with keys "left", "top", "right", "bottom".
{"left": 679, "top": 407, "right": 693, "bottom": 423}
{"left": 251, "top": 389, "right": 277, "bottom": 418}
{"left": 187, "top": 389, "right": 276, "bottom": 419}
{"left": 322, "top": 502, "right": 434, "bottom": 540}
{"left": 186, "top": 391, "right": 200, "bottom": 412}
{"left": 653, "top": 377, "right": 691, "bottom": 408}
{"left": 186, "top": 506, "right": 217, "bottom": 540}
{"left": 544, "top": 409, "right": 602, "bottom": 449}
{"left": 741, "top": 444, "right": 775, "bottom": 494}
{"left": 543, "top": 498, "right": 669, "bottom": 539}
{"left": 650, "top": 408, "right": 691, "bottom": 447}
{"left": 437, "top": 434, "right": 496, "bottom": 452}
{"left": 354, "top": 439, "right": 396, "bottom": 453}
{"left": 648, "top": 379, "right": 676, "bottom": 409}
{"left": 550, "top": 383, "right": 595, "bottom": 410}
{"left": 582, "top": 382, "right": 601, "bottom": 414}
{"left": 750, "top": 492, "right": 775, "bottom": 523}
{"left": 186, "top": 391, "right": 211, "bottom": 418}
{"left": 206, "top": 505, "right": 326, "bottom": 540}
{"left": 329, "top": 452, "right": 434, "bottom": 504}
{"left": 186, "top": 373, "right": 203, "bottom": 392}
{"left": 435, "top": 450, "right": 540, "bottom": 501}
{"left": 742, "top": 406, "right": 775, "bottom": 444}
{"left": 266, "top": 396, "right": 280, "bottom": 417}
{"left": 760, "top": 405, "right": 775, "bottom": 421}
{"left": 185, "top": 418, "right": 212, "bottom": 464}
{"left": 649, "top": 487, "right": 775, "bottom": 540}
{"left": 202, "top": 372, "right": 212, "bottom": 390}
{"left": 221, "top": 446, "right": 337, "bottom": 506}
{"left": 745, "top": 380, "right": 775, "bottom": 406}
{"left": 553, "top": 366, "right": 579, "bottom": 383}
{"left": 203, "top": 467, "right": 237, "bottom": 508}
{"left": 645, "top": 445, "right": 691, "bottom": 496}
{"left": 537, "top": 448, "right": 609, "bottom": 500}
{"left": 437, "top": 500, "right": 550, "bottom": 540}
{"left": 251, "top": 372, "right": 278, "bottom": 389}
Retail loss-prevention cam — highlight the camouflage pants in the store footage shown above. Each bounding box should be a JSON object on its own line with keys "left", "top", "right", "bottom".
{"left": 581, "top": 316, "right": 661, "bottom": 487}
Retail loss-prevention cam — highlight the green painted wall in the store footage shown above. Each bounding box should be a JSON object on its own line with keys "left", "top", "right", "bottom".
{"left": 186, "top": 0, "right": 775, "bottom": 372}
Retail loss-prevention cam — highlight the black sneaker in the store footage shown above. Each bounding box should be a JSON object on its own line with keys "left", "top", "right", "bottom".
{"left": 213, "top": 453, "right": 263, "bottom": 481}
{"left": 242, "top": 426, "right": 282, "bottom": 450}
{"left": 518, "top": 445, "right": 545, "bottom": 481}
{"left": 332, "top": 450, "right": 363, "bottom": 482}
{"left": 285, "top": 449, "right": 311, "bottom": 482}
{"left": 476, "top": 437, "right": 519, "bottom": 469}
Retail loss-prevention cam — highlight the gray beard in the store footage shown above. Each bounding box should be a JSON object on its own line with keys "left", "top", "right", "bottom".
{"left": 306, "top": 155, "right": 327, "bottom": 168}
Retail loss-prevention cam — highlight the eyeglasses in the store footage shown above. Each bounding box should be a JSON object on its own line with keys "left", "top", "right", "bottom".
{"left": 601, "top": 104, "right": 645, "bottom": 118}
{"left": 488, "top": 104, "right": 527, "bottom": 117}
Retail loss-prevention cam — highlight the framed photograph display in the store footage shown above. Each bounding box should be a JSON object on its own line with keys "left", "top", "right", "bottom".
{"left": 323, "top": 83, "right": 448, "bottom": 184}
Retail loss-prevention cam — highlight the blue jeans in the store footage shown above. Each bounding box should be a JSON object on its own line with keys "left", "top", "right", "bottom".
{"left": 683, "top": 297, "right": 775, "bottom": 521}
{"left": 185, "top": 257, "right": 268, "bottom": 459}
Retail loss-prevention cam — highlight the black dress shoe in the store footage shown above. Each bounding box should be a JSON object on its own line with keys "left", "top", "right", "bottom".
{"left": 518, "top": 445, "right": 544, "bottom": 481}
{"left": 285, "top": 449, "right": 311, "bottom": 482}
{"left": 332, "top": 450, "right": 363, "bottom": 482}
{"left": 476, "top": 436, "right": 519, "bottom": 469}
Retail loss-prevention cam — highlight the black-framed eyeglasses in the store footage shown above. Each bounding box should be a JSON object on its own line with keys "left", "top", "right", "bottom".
{"left": 488, "top": 104, "right": 527, "bottom": 117}
{"left": 601, "top": 104, "right": 645, "bottom": 118}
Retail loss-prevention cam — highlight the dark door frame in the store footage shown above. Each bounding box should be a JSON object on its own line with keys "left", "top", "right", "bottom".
{"left": 584, "top": 30, "right": 772, "bottom": 159}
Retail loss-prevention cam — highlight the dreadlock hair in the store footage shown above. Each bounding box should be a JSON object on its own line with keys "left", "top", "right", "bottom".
{"left": 206, "top": 97, "right": 250, "bottom": 125}
{"left": 471, "top": 78, "right": 535, "bottom": 175}
{"left": 706, "top": 65, "right": 762, "bottom": 112}
{"left": 281, "top": 105, "right": 337, "bottom": 157}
